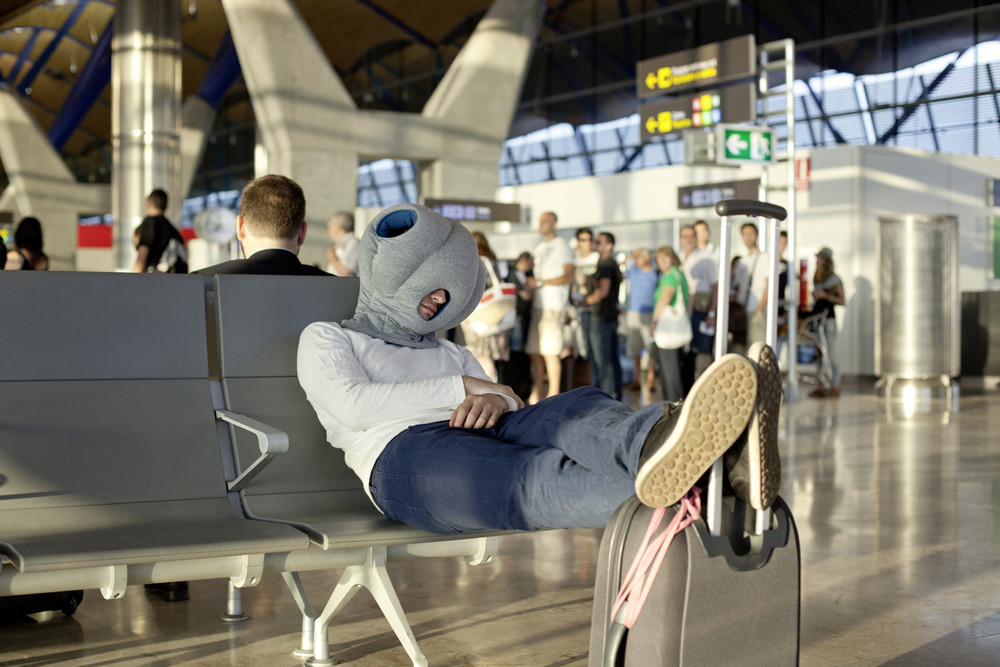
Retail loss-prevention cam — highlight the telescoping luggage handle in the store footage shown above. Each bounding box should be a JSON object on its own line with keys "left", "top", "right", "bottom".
{"left": 707, "top": 199, "right": 788, "bottom": 539}
{"left": 715, "top": 199, "right": 787, "bottom": 221}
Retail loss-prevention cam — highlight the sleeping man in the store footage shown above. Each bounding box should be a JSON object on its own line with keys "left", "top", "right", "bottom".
{"left": 297, "top": 204, "right": 781, "bottom": 534}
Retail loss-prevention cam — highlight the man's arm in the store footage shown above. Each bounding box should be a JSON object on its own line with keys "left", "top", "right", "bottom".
{"left": 298, "top": 323, "right": 470, "bottom": 431}
{"left": 132, "top": 245, "right": 150, "bottom": 273}
{"left": 529, "top": 262, "right": 573, "bottom": 289}
{"left": 325, "top": 247, "right": 354, "bottom": 276}
{"left": 585, "top": 276, "right": 612, "bottom": 306}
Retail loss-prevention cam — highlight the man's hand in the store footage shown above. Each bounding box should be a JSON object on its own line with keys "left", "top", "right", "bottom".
{"left": 461, "top": 376, "right": 525, "bottom": 410}
{"left": 450, "top": 393, "right": 509, "bottom": 429}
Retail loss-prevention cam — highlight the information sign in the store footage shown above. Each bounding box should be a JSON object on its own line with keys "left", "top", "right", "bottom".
{"left": 423, "top": 198, "right": 522, "bottom": 223}
{"left": 637, "top": 35, "right": 756, "bottom": 99}
{"left": 716, "top": 125, "right": 775, "bottom": 164}
{"left": 677, "top": 179, "right": 760, "bottom": 210}
{"left": 639, "top": 84, "right": 755, "bottom": 142}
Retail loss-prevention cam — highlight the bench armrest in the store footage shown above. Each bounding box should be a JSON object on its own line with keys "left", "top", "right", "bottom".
{"left": 216, "top": 409, "right": 289, "bottom": 492}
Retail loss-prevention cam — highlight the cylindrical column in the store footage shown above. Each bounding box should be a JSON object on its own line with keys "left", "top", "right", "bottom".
{"left": 875, "top": 214, "right": 960, "bottom": 412}
{"left": 111, "top": 0, "right": 182, "bottom": 269}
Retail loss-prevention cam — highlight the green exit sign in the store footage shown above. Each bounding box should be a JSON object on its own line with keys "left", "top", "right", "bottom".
{"left": 716, "top": 125, "right": 775, "bottom": 164}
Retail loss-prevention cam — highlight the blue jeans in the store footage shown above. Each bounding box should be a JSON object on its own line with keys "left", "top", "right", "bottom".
{"left": 369, "top": 387, "right": 664, "bottom": 533}
{"left": 589, "top": 316, "right": 623, "bottom": 400}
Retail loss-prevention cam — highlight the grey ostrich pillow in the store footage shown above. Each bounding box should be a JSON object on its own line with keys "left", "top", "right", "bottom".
{"left": 341, "top": 203, "right": 487, "bottom": 348}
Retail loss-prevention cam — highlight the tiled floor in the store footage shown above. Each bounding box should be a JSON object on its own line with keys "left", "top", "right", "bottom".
{"left": 3, "top": 379, "right": 1000, "bottom": 665}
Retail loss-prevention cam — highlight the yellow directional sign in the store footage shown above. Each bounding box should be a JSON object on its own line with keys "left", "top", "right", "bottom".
{"left": 639, "top": 85, "right": 754, "bottom": 142}
{"left": 636, "top": 35, "right": 756, "bottom": 99}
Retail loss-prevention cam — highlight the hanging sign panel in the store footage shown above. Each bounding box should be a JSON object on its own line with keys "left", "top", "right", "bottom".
{"left": 423, "top": 198, "right": 522, "bottom": 223}
{"left": 636, "top": 35, "right": 756, "bottom": 99}
{"left": 639, "top": 84, "right": 755, "bottom": 142}
{"left": 677, "top": 179, "right": 760, "bottom": 210}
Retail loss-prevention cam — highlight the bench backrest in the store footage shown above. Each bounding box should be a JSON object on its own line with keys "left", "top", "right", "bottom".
{"left": 0, "top": 273, "right": 225, "bottom": 511}
{"left": 212, "top": 275, "right": 360, "bottom": 499}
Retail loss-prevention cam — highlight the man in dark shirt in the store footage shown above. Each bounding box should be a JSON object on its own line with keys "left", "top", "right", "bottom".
{"left": 585, "top": 232, "right": 623, "bottom": 400}
{"left": 132, "top": 189, "right": 187, "bottom": 273}
{"left": 196, "top": 174, "right": 330, "bottom": 277}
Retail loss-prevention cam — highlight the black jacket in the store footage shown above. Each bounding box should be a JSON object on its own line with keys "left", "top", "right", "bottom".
{"left": 195, "top": 249, "right": 331, "bottom": 277}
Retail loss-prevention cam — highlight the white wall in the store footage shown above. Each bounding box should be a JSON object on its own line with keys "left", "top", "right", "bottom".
{"left": 493, "top": 145, "right": 1000, "bottom": 376}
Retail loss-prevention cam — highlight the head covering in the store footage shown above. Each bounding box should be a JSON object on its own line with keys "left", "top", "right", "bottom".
{"left": 816, "top": 246, "right": 833, "bottom": 261}
{"left": 341, "top": 203, "right": 487, "bottom": 348}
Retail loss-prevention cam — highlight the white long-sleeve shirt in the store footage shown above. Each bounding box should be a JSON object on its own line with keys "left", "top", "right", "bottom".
{"left": 297, "top": 321, "right": 516, "bottom": 504}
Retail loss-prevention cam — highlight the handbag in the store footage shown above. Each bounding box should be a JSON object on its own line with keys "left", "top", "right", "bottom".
{"left": 653, "top": 278, "right": 693, "bottom": 349}
{"left": 464, "top": 257, "right": 517, "bottom": 337}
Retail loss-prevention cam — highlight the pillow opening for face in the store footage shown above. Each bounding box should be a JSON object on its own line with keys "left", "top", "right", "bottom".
{"left": 376, "top": 209, "right": 417, "bottom": 238}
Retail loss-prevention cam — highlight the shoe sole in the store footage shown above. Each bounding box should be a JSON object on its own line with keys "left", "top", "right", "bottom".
{"left": 635, "top": 354, "right": 757, "bottom": 508}
{"left": 746, "top": 342, "right": 782, "bottom": 510}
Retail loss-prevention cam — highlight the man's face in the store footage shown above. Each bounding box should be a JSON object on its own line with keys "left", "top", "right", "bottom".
{"left": 594, "top": 235, "right": 611, "bottom": 256}
{"left": 539, "top": 213, "right": 557, "bottom": 236}
{"left": 575, "top": 231, "right": 593, "bottom": 256}
{"left": 418, "top": 289, "right": 448, "bottom": 320}
{"left": 679, "top": 227, "right": 697, "bottom": 253}
{"left": 779, "top": 235, "right": 788, "bottom": 256}
{"left": 742, "top": 226, "right": 758, "bottom": 249}
{"left": 695, "top": 223, "right": 710, "bottom": 246}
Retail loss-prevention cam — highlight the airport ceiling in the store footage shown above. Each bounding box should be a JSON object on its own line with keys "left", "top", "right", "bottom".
{"left": 1, "top": 0, "right": 997, "bottom": 175}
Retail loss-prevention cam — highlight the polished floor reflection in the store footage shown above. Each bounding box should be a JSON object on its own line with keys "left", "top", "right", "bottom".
{"left": 3, "top": 379, "right": 1000, "bottom": 666}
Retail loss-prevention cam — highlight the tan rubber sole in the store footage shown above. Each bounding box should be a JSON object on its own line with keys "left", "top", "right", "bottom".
{"left": 635, "top": 354, "right": 757, "bottom": 508}
{"left": 747, "top": 342, "right": 782, "bottom": 510}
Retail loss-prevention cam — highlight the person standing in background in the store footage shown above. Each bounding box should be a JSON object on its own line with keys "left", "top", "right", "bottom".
{"left": 583, "top": 232, "right": 623, "bottom": 400}
{"left": 4, "top": 217, "right": 48, "bottom": 270}
{"left": 809, "top": 247, "right": 845, "bottom": 398}
{"left": 570, "top": 227, "right": 600, "bottom": 365}
{"left": 734, "top": 222, "right": 770, "bottom": 351}
{"left": 132, "top": 189, "right": 187, "bottom": 273}
{"left": 526, "top": 211, "right": 574, "bottom": 404}
{"left": 678, "top": 224, "right": 718, "bottom": 385}
{"left": 325, "top": 211, "right": 359, "bottom": 276}
{"left": 650, "top": 246, "right": 690, "bottom": 403}
{"left": 623, "top": 248, "right": 659, "bottom": 392}
{"left": 461, "top": 231, "right": 510, "bottom": 381}
{"left": 694, "top": 219, "right": 717, "bottom": 255}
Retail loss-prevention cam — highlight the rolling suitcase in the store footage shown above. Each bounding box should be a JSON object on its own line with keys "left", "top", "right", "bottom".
{"left": 0, "top": 590, "right": 84, "bottom": 620}
{"left": 589, "top": 199, "right": 800, "bottom": 666}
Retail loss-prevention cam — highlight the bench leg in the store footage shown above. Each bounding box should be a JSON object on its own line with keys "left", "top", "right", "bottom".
{"left": 306, "top": 547, "right": 428, "bottom": 667}
{"left": 281, "top": 571, "right": 318, "bottom": 659}
{"left": 219, "top": 580, "right": 250, "bottom": 622}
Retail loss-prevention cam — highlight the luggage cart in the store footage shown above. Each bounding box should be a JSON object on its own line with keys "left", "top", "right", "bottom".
{"left": 796, "top": 310, "right": 833, "bottom": 392}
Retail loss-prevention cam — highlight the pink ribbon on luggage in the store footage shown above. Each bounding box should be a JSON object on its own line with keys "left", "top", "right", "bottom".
{"left": 610, "top": 487, "right": 702, "bottom": 628}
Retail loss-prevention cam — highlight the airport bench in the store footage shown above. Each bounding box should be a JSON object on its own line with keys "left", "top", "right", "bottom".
{"left": 210, "top": 274, "right": 505, "bottom": 667}
{"left": 0, "top": 272, "right": 309, "bottom": 602}
{"left": 0, "top": 271, "right": 503, "bottom": 667}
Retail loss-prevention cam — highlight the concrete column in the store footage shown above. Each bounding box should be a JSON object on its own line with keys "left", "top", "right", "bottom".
{"left": 222, "top": 0, "right": 360, "bottom": 265}
{"left": 0, "top": 89, "right": 109, "bottom": 270}
{"left": 111, "top": 0, "right": 182, "bottom": 269}
{"left": 223, "top": 0, "right": 542, "bottom": 265}
{"left": 421, "top": 0, "right": 544, "bottom": 199}
{"left": 180, "top": 96, "right": 218, "bottom": 199}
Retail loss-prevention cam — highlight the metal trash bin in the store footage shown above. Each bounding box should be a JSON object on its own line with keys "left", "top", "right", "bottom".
{"left": 874, "top": 214, "right": 959, "bottom": 413}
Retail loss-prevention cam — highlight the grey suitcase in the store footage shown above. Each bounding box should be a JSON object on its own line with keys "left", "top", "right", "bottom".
{"left": 589, "top": 199, "right": 800, "bottom": 666}
{"left": 589, "top": 496, "right": 800, "bottom": 666}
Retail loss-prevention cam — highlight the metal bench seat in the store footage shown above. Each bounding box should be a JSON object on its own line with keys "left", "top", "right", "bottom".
{"left": 0, "top": 273, "right": 309, "bottom": 600}
{"left": 212, "top": 275, "right": 506, "bottom": 666}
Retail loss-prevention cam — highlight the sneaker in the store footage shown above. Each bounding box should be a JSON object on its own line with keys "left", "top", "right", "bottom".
{"left": 725, "top": 342, "right": 782, "bottom": 511}
{"left": 635, "top": 354, "right": 757, "bottom": 508}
